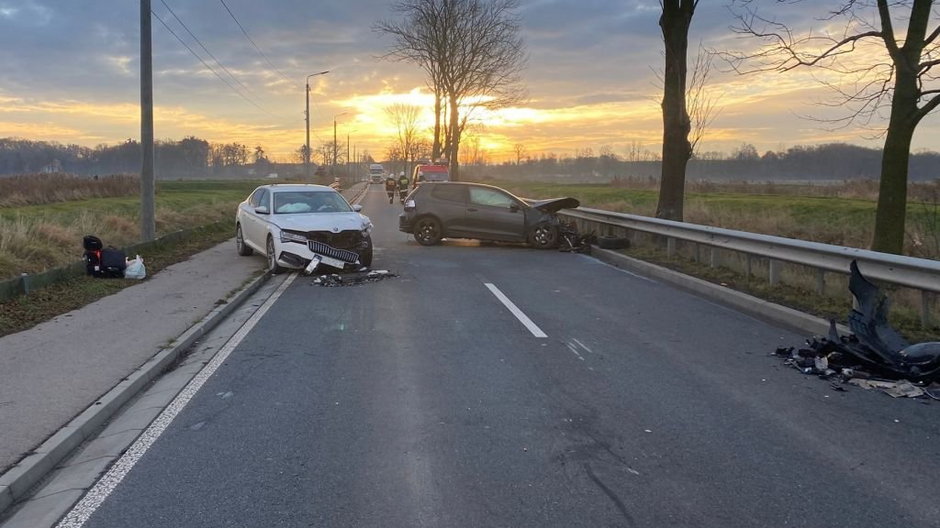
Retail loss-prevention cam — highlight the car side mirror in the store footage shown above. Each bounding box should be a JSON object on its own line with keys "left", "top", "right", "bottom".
{"left": 254, "top": 206, "right": 270, "bottom": 214}
{"left": 352, "top": 204, "right": 363, "bottom": 212}
{"left": 509, "top": 203, "right": 520, "bottom": 213}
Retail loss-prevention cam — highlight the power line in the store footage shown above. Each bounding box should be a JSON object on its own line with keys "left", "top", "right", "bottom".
{"left": 218, "top": 0, "right": 298, "bottom": 88}
{"left": 151, "top": 8, "right": 274, "bottom": 116}
{"left": 159, "top": 0, "right": 255, "bottom": 98}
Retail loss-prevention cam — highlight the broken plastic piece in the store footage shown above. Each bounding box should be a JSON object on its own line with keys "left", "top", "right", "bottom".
{"left": 304, "top": 256, "right": 322, "bottom": 275}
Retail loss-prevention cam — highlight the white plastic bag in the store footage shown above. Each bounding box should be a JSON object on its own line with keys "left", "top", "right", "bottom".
{"left": 124, "top": 254, "right": 146, "bottom": 280}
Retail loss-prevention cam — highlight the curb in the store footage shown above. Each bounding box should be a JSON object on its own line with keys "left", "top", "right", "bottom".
{"left": 0, "top": 271, "right": 271, "bottom": 518}
{"left": 588, "top": 247, "right": 848, "bottom": 337}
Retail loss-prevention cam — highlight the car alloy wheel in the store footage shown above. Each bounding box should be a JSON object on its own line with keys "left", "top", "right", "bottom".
{"left": 236, "top": 224, "right": 253, "bottom": 256}
{"left": 530, "top": 223, "right": 558, "bottom": 249}
{"left": 266, "top": 236, "right": 284, "bottom": 274}
{"left": 414, "top": 217, "right": 442, "bottom": 246}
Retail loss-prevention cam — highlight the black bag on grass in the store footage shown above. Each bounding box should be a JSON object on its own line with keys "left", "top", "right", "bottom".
{"left": 99, "top": 247, "right": 127, "bottom": 278}
{"left": 82, "top": 235, "right": 125, "bottom": 278}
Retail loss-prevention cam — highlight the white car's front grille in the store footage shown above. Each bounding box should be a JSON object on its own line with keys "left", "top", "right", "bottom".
{"left": 307, "top": 241, "right": 359, "bottom": 263}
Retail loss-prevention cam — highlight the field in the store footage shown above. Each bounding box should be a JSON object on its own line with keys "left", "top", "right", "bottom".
{"left": 0, "top": 176, "right": 263, "bottom": 280}
{"left": 0, "top": 175, "right": 268, "bottom": 336}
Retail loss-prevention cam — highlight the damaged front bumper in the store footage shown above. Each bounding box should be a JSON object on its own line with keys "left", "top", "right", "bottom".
{"left": 276, "top": 238, "right": 369, "bottom": 271}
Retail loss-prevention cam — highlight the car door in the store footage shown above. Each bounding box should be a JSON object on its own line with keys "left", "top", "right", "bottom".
{"left": 241, "top": 188, "right": 270, "bottom": 250}
{"left": 425, "top": 184, "right": 470, "bottom": 236}
{"left": 464, "top": 186, "right": 527, "bottom": 241}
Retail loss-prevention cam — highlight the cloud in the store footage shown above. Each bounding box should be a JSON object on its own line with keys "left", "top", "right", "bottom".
{"left": 0, "top": 0, "right": 934, "bottom": 162}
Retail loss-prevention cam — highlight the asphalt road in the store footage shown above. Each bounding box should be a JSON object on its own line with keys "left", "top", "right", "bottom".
{"left": 77, "top": 185, "right": 939, "bottom": 528}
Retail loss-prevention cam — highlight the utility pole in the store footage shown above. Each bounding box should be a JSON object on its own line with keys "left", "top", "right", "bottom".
{"left": 332, "top": 112, "right": 347, "bottom": 177}
{"left": 140, "top": 0, "right": 155, "bottom": 241}
{"left": 346, "top": 134, "right": 350, "bottom": 179}
{"left": 304, "top": 70, "right": 329, "bottom": 180}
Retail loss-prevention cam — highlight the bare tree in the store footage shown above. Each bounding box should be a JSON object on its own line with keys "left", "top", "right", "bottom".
{"left": 513, "top": 143, "right": 527, "bottom": 165}
{"left": 724, "top": 0, "right": 940, "bottom": 254}
{"left": 386, "top": 103, "right": 424, "bottom": 178}
{"left": 688, "top": 44, "right": 722, "bottom": 156}
{"left": 376, "top": 0, "right": 527, "bottom": 180}
{"left": 656, "top": 0, "right": 699, "bottom": 222}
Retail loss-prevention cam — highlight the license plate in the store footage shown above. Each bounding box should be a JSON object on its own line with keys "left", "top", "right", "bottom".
{"left": 313, "top": 254, "right": 346, "bottom": 269}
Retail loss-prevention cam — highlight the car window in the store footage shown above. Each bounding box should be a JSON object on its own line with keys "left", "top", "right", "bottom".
{"left": 256, "top": 189, "right": 270, "bottom": 209}
{"left": 430, "top": 184, "right": 467, "bottom": 203}
{"left": 469, "top": 187, "right": 515, "bottom": 209}
{"left": 273, "top": 191, "right": 352, "bottom": 214}
{"left": 249, "top": 188, "right": 265, "bottom": 208}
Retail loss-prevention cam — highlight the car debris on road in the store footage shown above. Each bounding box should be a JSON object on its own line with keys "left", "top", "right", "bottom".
{"left": 558, "top": 223, "right": 594, "bottom": 254}
{"left": 773, "top": 260, "right": 940, "bottom": 399}
{"left": 311, "top": 269, "right": 397, "bottom": 287}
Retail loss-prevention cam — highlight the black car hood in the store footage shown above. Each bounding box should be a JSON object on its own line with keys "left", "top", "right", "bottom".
{"left": 526, "top": 197, "right": 580, "bottom": 213}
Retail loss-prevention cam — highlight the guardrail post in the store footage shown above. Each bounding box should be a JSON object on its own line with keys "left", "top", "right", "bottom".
{"left": 20, "top": 273, "right": 30, "bottom": 296}
{"left": 746, "top": 255, "right": 753, "bottom": 279}
{"left": 923, "top": 291, "right": 932, "bottom": 329}
{"left": 769, "top": 259, "right": 782, "bottom": 286}
{"left": 666, "top": 237, "right": 676, "bottom": 258}
{"left": 709, "top": 248, "right": 719, "bottom": 268}
{"left": 815, "top": 269, "right": 826, "bottom": 295}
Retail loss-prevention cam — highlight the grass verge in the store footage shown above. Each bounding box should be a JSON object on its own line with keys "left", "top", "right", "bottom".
{"left": 0, "top": 222, "right": 235, "bottom": 337}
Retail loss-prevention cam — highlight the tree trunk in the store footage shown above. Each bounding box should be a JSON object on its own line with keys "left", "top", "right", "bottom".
{"left": 872, "top": 50, "right": 920, "bottom": 254}
{"left": 655, "top": 0, "right": 695, "bottom": 222}
{"left": 873, "top": 120, "right": 916, "bottom": 254}
{"left": 432, "top": 91, "right": 442, "bottom": 161}
{"left": 448, "top": 94, "right": 460, "bottom": 181}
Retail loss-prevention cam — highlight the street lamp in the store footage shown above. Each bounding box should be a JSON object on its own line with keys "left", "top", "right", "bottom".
{"left": 332, "top": 112, "right": 348, "bottom": 176}
{"left": 305, "top": 70, "right": 329, "bottom": 180}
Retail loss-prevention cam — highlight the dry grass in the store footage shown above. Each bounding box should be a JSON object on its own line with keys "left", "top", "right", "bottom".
{"left": 0, "top": 203, "right": 236, "bottom": 278}
{"left": 0, "top": 173, "right": 139, "bottom": 207}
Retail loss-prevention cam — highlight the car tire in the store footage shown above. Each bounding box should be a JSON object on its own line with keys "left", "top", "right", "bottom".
{"left": 529, "top": 222, "right": 559, "bottom": 249}
{"left": 359, "top": 238, "right": 374, "bottom": 267}
{"left": 413, "top": 217, "right": 443, "bottom": 246}
{"left": 266, "top": 235, "right": 284, "bottom": 274}
{"left": 236, "top": 224, "right": 253, "bottom": 256}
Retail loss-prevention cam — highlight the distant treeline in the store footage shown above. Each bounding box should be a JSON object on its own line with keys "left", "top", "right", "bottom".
{"left": 474, "top": 143, "right": 940, "bottom": 183}
{"left": 3, "top": 138, "right": 939, "bottom": 182}
{"left": 0, "top": 137, "right": 281, "bottom": 178}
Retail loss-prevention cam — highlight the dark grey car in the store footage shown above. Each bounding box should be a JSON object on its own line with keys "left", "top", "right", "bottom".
{"left": 398, "top": 182, "right": 579, "bottom": 248}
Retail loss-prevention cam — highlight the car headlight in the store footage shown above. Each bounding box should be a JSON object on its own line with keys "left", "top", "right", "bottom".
{"left": 361, "top": 222, "right": 373, "bottom": 236}
{"left": 279, "top": 231, "right": 307, "bottom": 244}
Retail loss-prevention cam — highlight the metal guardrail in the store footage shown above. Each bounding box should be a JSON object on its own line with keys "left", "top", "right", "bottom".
{"left": 561, "top": 207, "right": 940, "bottom": 325}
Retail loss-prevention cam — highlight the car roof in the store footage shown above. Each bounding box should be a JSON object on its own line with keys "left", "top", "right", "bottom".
{"left": 258, "top": 184, "right": 335, "bottom": 192}
{"left": 420, "top": 181, "right": 512, "bottom": 193}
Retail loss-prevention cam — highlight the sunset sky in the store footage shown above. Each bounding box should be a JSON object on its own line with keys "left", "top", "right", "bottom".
{"left": 0, "top": 0, "right": 938, "bottom": 163}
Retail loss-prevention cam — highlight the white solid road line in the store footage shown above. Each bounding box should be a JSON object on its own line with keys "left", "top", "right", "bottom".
{"left": 56, "top": 273, "right": 298, "bottom": 528}
{"left": 484, "top": 282, "right": 548, "bottom": 338}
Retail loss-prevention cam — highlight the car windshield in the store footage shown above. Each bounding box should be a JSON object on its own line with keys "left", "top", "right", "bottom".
{"left": 272, "top": 191, "right": 352, "bottom": 214}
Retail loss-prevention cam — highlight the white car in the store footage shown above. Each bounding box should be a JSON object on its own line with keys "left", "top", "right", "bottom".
{"left": 235, "top": 184, "right": 373, "bottom": 273}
